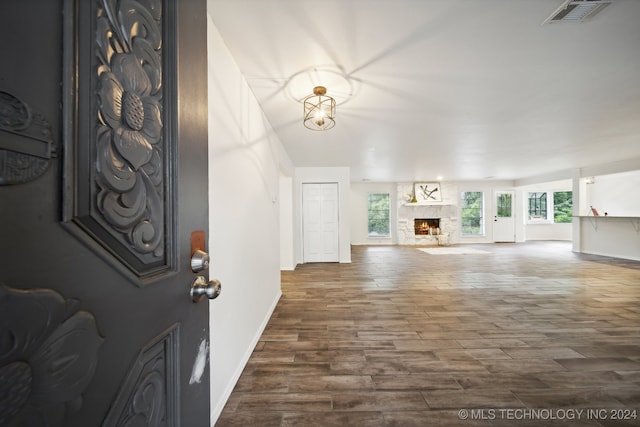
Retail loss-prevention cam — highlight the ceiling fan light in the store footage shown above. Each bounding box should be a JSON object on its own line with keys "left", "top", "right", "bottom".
{"left": 303, "top": 86, "right": 335, "bottom": 131}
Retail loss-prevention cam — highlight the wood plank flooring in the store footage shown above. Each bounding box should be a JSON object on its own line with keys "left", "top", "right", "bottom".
{"left": 216, "top": 242, "right": 640, "bottom": 426}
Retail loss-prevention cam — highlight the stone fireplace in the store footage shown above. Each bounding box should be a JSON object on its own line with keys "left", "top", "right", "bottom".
{"left": 396, "top": 182, "right": 458, "bottom": 245}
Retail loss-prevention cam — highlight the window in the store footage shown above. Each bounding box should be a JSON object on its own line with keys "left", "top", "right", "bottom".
{"left": 528, "top": 192, "right": 547, "bottom": 220}
{"left": 527, "top": 191, "right": 572, "bottom": 223}
{"left": 497, "top": 193, "right": 512, "bottom": 218}
{"left": 461, "top": 192, "right": 484, "bottom": 235}
{"left": 553, "top": 191, "right": 572, "bottom": 223}
{"left": 367, "top": 193, "right": 390, "bottom": 237}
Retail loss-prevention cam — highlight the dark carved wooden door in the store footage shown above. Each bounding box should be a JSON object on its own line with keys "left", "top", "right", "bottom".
{"left": 0, "top": 0, "right": 212, "bottom": 426}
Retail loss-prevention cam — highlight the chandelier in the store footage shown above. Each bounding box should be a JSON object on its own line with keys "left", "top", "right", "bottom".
{"left": 303, "top": 86, "right": 335, "bottom": 130}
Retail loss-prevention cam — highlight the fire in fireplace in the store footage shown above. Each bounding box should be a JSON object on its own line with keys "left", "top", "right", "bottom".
{"left": 414, "top": 218, "right": 440, "bottom": 235}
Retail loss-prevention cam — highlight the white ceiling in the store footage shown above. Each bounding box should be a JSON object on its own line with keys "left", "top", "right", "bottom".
{"left": 207, "top": 0, "right": 640, "bottom": 183}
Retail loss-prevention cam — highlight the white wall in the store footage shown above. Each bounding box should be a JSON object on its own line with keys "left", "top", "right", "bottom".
{"left": 207, "top": 17, "right": 292, "bottom": 424}
{"left": 579, "top": 216, "right": 640, "bottom": 261}
{"left": 584, "top": 170, "right": 640, "bottom": 216}
{"left": 350, "top": 182, "right": 397, "bottom": 245}
{"left": 294, "top": 167, "right": 351, "bottom": 264}
{"left": 279, "top": 173, "right": 295, "bottom": 270}
{"left": 525, "top": 223, "right": 572, "bottom": 240}
{"left": 577, "top": 164, "right": 640, "bottom": 261}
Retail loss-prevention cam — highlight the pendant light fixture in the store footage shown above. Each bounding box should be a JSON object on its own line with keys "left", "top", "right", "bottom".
{"left": 303, "top": 86, "right": 335, "bottom": 130}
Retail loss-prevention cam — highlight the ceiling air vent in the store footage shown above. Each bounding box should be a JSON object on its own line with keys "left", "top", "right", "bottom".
{"left": 543, "top": 0, "right": 612, "bottom": 24}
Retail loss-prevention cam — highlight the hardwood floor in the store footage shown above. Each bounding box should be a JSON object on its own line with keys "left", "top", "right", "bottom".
{"left": 216, "top": 242, "right": 640, "bottom": 426}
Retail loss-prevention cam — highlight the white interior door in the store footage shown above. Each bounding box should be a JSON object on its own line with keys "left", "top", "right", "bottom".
{"left": 494, "top": 191, "right": 516, "bottom": 242}
{"left": 303, "top": 183, "right": 339, "bottom": 262}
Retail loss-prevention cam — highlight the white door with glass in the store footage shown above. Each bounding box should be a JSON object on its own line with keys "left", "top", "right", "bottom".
{"left": 303, "top": 183, "right": 339, "bottom": 262}
{"left": 494, "top": 191, "right": 516, "bottom": 242}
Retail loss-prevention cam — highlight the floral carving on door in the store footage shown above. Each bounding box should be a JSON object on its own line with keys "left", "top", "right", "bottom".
{"left": 0, "top": 285, "right": 103, "bottom": 427}
{"left": 64, "top": 0, "right": 177, "bottom": 283}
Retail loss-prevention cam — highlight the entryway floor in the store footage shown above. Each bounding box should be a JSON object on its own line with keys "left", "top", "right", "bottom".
{"left": 217, "top": 242, "right": 640, "bottom": 426}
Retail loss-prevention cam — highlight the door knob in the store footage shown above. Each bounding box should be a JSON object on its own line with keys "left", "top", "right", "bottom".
{"left": 191, "top": 249, "right": 210, "bottom": 272}
{"left": 190, "top": 276, "right": 221, "bottom": 302}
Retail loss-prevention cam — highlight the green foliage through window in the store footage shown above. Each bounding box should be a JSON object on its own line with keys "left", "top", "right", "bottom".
{"left": 461, "top": 192, "right": 484, "bottom": 235}
{"left": 497, "top": 193, "right": 512, "bottom": 218}
{"left": 368, "top": 193, "right": 390, "bottom": 237}
{"left": 554, "top": 191, "right": 572, "bottom": 223}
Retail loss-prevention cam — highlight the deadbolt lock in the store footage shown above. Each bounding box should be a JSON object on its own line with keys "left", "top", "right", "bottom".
{"left": 190, "top": 249, "right": 210, "bottom": 272}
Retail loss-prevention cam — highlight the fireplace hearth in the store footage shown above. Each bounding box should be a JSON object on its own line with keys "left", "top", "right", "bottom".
{"left": 414, "top": 218, "right": 440, "bottom": 235}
